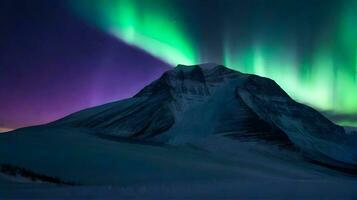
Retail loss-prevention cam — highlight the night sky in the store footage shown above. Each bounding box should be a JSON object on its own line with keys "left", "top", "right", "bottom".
{"left": 1, "top": 0, "right": 357, "bottom": 130}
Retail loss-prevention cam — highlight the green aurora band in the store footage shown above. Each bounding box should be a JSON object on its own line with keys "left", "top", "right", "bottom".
{"left": 71, "top": 0, "right": 197, "bottom": 66}
{"left": 224, "top": 0, "right": 357, "bottom": 126}
{"left": 71, "top": 0, "right": 357, "bottom": 126}
{"left": 223, "top": 1, "right": 357, "bottom": 125}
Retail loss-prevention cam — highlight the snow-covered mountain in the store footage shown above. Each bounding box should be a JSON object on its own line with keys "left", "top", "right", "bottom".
{"left": 51, "top": 63, "right": 356, "bottom": 167}
{"left": 1, "top": 63, "right": 357, "bottom": 188}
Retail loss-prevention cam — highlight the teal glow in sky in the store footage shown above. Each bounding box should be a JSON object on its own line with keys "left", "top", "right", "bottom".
{"left": 71, "top": 0, "right": 197, "bottom": 66}
{"left": 71, "top": 0, "right": 357, "bottom": 126}
{"left": 222, "top": 0, "right": 357, "bottom": 121}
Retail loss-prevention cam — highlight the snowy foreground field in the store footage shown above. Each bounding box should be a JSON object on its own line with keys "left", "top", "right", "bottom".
{"left": 1, "top": 129, "right": 357, "bottom": 199}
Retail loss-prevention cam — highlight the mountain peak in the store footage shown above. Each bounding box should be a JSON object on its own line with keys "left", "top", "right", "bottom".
{"left": 176, "top": 63, "right": 222, "bottom": 70}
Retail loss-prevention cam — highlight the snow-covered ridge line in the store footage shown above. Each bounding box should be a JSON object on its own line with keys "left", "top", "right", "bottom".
{"left": 0, "top": 127, "right": 12, "bottom": 133}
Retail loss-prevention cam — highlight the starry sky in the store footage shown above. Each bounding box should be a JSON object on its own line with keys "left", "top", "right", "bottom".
{"left": 1, "top": 0, "right": 357, "bottom": 130}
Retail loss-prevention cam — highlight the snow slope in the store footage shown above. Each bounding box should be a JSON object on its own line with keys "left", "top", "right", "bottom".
{"left": 1, "top": 128, "right": 357, "bottom": 199}
{"left": 1, "top": 132, "right": 356, "bottom": 199}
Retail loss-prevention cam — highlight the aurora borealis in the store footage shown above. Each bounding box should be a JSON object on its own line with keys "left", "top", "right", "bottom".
{"left": 71, "top": 0, "right": 197, "bottom": 66}
{"left": 0, "top": 0, "right": 357, "bottom": 128}
{"left": 70, "top": 0, "right": 357, "bottom": 126}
